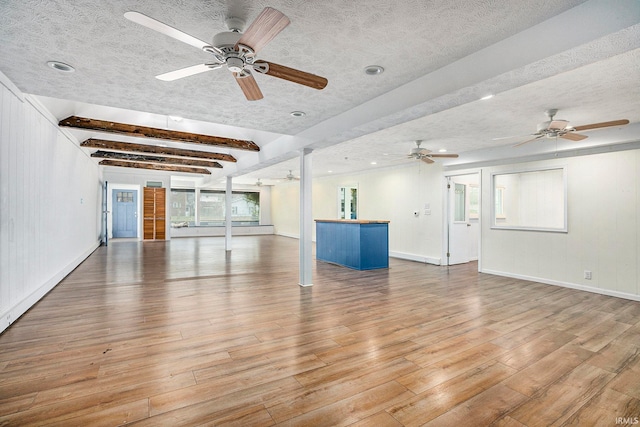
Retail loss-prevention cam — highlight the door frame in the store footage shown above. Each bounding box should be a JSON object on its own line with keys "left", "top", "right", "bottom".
{"left": 107, "top": 183, "right": 141, "bottom": 240}
{"left": 442, "top": 170, "right": 482, "bottom": 269}
{"left": 112, "top": 188, "right": 139, "bottom": 238}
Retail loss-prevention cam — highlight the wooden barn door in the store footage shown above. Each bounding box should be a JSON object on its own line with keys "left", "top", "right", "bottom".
{"left": 143, "top": 187, "right": 166, "bottom": 240}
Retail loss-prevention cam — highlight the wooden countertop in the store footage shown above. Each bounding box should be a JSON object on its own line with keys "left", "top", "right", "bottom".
{"left": 314, "top": 219, "right": 390, "bottom": 224}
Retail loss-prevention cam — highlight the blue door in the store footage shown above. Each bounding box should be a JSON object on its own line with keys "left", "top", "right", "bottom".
{"left": 112, "top": 189, "right": 138, "bottom": 238}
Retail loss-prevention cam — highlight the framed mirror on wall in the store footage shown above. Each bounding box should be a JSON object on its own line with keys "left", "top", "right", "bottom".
{"left": 338, "top": 185, "right": 358, "bottom": 219}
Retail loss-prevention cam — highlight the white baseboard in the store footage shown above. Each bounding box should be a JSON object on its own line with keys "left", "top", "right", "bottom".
{"left": 0, "top": 242, "right": 100, "bottom": 334}
{"left": 389, "top": 251, "right": 441, "bottom": 266}
{"left": 275, "top": 232, "right": 301, "bottom": 240}
{"left": 481, "top": 268, "right": 640, "bottom": 302}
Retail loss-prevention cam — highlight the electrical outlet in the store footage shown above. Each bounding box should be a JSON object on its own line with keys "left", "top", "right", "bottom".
{"left": 584, "top": 270, "right": 592, "bottom": 280}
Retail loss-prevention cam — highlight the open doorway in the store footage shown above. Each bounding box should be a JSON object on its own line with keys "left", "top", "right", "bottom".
{"left": 445, "top": 173, "right": 480, "bottom": 266}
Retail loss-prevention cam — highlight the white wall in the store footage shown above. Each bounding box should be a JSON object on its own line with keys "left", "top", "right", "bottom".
{"left": 481, "top": 150, "right": 640, "bottom": 300}
{"left": 272, "top": 147, "right": 640, "bottom": 301}
{"left": 0, "top": 74, "right": 101, "bottom": 333}
{"left": 103, "top": 170, "right": 171, "bottom": 240}
{"left": 271, "top": 161, "right": 445, "bottom": 264}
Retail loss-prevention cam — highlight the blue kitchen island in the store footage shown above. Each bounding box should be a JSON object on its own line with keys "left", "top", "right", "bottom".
{"left": 315, "top": 219, "right": 389, "bottom": 270}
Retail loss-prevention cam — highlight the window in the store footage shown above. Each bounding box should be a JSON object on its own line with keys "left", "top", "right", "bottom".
{"left": 338, "top": 185, "right": 357, "bottom": 219}
{"left": 200, "top": 191, "right": 225, "bottom": 225}
{"left": 200, "top": 190, "right": 260, "bottom": 225}
{"left": 491, "top": 167, "right": 567, "bottom": 232}
{"left": 116, "top": 191, "right": 134, "bottom": 203}
{"left": 468, "top": 184, "right": 479, "bottom": 219}
{"left": 230, "top": 191, "right": 260, "bottom": 225}
{"left": 171, "top": 189, "right": 260, "bottom": 226}
{"left": 170, "top": 189, "right": 195, "bottom": 227}
{"left": 454, "top": 183, "right": 466, "bottom": 222}
{"left": 494, "top": 187, "right": 505, "bottom": 218}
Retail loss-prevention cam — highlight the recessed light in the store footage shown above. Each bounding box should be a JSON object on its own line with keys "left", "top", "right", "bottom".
{"left": 46, "top": 61, "right": 75, "bottom": 73}
{"left": 290, "top": 111, "right": 306, "bottom": 117}
{"left": 364, "top": 65, "right": 384, "bottom": 76}
{"left": 480, "top": 94, "right": 494, "bottom": 100}
{"left": 438, "top": 149, "right": 447, "bottom": 153}
{"left": 370, "top": 161, "right": 377, "bottom": 165}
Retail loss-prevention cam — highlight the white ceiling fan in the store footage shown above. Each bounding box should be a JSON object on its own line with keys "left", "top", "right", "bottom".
{"left": 124, "top": 7, "right": 328, "bottom": 101}
{"left": 513, "top": 109, "right": 629, "bottom": 147}
{"left": 281, "top": 170, "right": 300, "bottom": 181}
{"left": 408, "top": 140, "right": 459, "bottom": 164}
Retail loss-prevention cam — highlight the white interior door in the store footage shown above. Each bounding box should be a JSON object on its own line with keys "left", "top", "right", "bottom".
{"left": 446, "top": 173, "right": 480, "bottom": 265}
{"left": 448, "top": 181, "right": 470, "bottom": 265}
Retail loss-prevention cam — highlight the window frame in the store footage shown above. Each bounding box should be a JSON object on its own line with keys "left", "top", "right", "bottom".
{"left": 490, "top": 166, "right": 568, "bottom": 233}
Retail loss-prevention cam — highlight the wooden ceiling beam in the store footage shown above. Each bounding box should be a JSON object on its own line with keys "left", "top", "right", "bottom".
{"left": 99, "top": 159, "right": 211, "bottom": 175}
{"left": 81, "top": 139, "right": 236, "bottom": 162}
{"left": 60, "top": 116, "right": 259, "bottom": 152}
{"left": 91, "top": 151, "right": 222, "bottom": 168}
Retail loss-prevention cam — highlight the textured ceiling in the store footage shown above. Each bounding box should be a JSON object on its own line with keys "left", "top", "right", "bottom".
{"left": 1, "top": 0, "right": 639, "bottom": 186}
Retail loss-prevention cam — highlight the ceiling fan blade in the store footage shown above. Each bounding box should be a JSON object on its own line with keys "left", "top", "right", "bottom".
{"left": 234, "top": 71, "right": 263, "bottom": 101}
{"left": 561, "top": 132, "right": 588, "bottom": 141}
{"left": 428, "top": 153, "right": 459, "bottom": 158}
{"left": 156, "top": 63, "right": 222, "bottom": 81}
{"left": 124, "top": 11, "right": 211, "bottom": 51}
{"left": 236, "top": 7, "right": 290, "bottom": 53}
{"left": 573, "top": 119, "right": 629, "bottom": 132}
{"left": 492, "top": 134, "right": 529, "bottom": 141}
{"left": 254, "top": 61, "right": 328, "bottom": 90}
{"left": 513, "top": 135, "right": 544, "bottom": 147}
{"left": 420, "top": 157, "right": 435, "bottom": 164}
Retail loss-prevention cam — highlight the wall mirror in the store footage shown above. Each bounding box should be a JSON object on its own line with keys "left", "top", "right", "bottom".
{"left": 338, "top": 185, "right": 358, "bottom": 219}
{"left": 491, "top": 167, "right": 567, "bottom": 232}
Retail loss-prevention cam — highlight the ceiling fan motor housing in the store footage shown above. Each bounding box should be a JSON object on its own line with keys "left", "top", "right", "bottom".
{"left": 537, "top": 119, "right": 572, "bottom": 137}
{"left": 212, "top": 31, "right": 242, "bottom": 54}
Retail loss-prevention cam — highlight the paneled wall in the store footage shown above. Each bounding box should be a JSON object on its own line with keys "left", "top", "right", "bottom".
{"left": 481, "top": 151, "right": 640, "bottom": 300}
{"left": 271, "top": 148, "right": 640, "bottom": 300}
{"left": 0, "top": 74, "right": 101, "bottom": 333}
{"left": 271, "top": 161, "right": 444, "bottom": 264}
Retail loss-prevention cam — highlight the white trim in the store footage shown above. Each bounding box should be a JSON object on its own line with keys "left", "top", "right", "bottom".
{"left": 389, "top": 251, "right": 441, "bottom": 266}
{"left": 107, "top": 183, "right": 142, "bottom": 240}
{"left": 0, "top": 243, "right": 100, "bottom": 333}
{"left": 481, "top": 268, "right": 640, "bottom": 302}
{"left": 275, "top": 232, "right": 300, "bottom": 239}
{"left": 23, "top": 95, "right": 83, "bottom": 151}
{"left": 0, "top": 70, "right": 24, "bottom": 101}
{"left": 445, "top": 140, "right": 640, "bottom": 172}
{"left": 490, "top": 166, "right": 568, "bottom": 233}
{"left": 443, "top": 170, "right": 482, "bottom": 268}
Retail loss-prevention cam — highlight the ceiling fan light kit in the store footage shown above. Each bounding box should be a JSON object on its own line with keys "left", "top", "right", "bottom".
{"left": 125, "top": 7, "right": 328, "bottom": 101}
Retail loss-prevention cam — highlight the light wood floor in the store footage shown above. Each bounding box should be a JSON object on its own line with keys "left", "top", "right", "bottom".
{"left": 1, "top": 236, "right": 639, "bottom": 426}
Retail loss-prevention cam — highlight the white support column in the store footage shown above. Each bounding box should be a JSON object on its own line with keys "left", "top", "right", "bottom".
{"left": 194, "top": 188, "right": 200, "bottom": 226}
{"left": 225, "top": 176, "right": 232, "bottom": 252}
{"left": 299, "top": 148, "right": 313, "bottom": 286}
